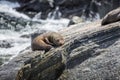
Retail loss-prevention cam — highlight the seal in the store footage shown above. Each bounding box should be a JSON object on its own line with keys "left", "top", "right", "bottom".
{"left": 31, "top": 32, "right": 64, "bottom": 52}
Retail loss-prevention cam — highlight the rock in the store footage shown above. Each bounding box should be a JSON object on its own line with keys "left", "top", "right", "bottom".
{"left": 0, "top": 58, "right": 3, "bottom": 66}
{"left": 102, "top": 7, "right": 120, "bottom": 25}
{"left": 15, "top": 0, "right": 54, "bottom": 19}
{"left": 69, "top": 16, "right": 84, "bottom": 25}
{"left": 0, "top": 54, "right": 13, "bottom": 66}
{"left": 59, "top": 21, "right": 120, "bottom": 80}
{"left": 13, "top": 0, "right": 120, "bottom": 19}
{"left": 1, "top": 20, "right": 120, "bottom": 80}
{"left": 0, "top": 12, "right": 30, "bottom": 31}
{"left": 0, "top": 51, "right": 45, "bottom": 80}
{"left": 56, "top": 0, "right": 120, "bottom": 19}
{"left": 97, "top": 0, "right": 120, "bottom": 18}
{"left": 20, "top": 34, "right": 31, "bottom": 38}
{"left": 16, "top": 50, "right": 65, "bottom": 80}
{"left": 0, "top": 40, "right": 13, "bottom": 48}
{"left": 0, "top": 10, "right": 44, "bottom": 31}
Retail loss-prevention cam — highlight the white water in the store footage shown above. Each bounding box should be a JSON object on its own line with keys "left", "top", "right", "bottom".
{"left": 0, "top": 1, "right": 30, "bottom": 20}
{"left": 0, "top": 1, "right": 20, "bottom": 8}
{"left": 0, "top": 1, "right": 70, "bottom": 64}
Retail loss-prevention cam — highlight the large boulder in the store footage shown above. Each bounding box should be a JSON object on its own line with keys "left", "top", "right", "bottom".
{"left": 1, "top": 18, "right": 120, "bottom": 80}
{"left": 59, "top": 21, "right": 120, "bottom": 80}
{"left": 102, "top": 7, "right": 120, "bottom": 25}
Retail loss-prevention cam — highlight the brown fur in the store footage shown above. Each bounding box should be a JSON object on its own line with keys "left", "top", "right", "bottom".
{"left": 31, "top": 32, "right": 64, "bottom": 52}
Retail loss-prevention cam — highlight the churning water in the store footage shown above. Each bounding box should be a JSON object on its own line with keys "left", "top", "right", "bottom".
{"left": 0, "top": 1, "right": 70, "bottom": 65}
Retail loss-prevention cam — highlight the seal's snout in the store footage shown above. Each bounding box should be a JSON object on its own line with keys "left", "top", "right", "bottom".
{"left": 58, "top": 39, "right": 65, "bottom": 46}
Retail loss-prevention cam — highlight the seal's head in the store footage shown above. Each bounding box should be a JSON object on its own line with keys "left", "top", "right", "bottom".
{"left": 49, "top": 32, "right": 64, "bottom": 46}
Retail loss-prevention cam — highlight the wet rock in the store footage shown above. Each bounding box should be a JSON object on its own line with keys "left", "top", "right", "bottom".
{"left": 0, "top": 11, "right": 43, "bottom": 31}
{"left": 69, "top": 16, "right": 84, "bottom": 25}
{"left": 0, "top": 54, "right": 13, "bottom": 66}
{"left": 0, "top": 12, "right": 30, "bottom": 31}
{"left": 20, "top": 34, "right": 31, "bottom": 38}
{"left": 0, "top": 58, "right": 3, "bottom": 66}
{"left": 102, "top": 7, "right": 120, "bottom": 25}
{"left": 0, "top": 40, "right": 13, "bottom": 48}
{"left": 58, "top": 0, "right": 120, "bottom": 19}
{"left": 12, "top": 0, "right": 120, "bottom": 19}
{"left": 15, "top": 0, "right": 54, "bottom": 19}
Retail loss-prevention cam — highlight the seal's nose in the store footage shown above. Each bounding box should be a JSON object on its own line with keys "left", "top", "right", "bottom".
{"left": 59, "top": 40, "right": 64, "bottom": 46}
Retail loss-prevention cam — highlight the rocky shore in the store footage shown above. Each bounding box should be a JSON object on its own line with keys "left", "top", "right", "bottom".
{"left": 0, "top": 7, "right": 120, "bottom": 80}
{"left": 7, "top": 0, "right": 120, "bottom": 20}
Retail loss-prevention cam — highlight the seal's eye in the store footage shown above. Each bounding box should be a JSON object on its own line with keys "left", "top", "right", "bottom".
{"left": 57, "top": 39, "right": 59, "bottom": 42}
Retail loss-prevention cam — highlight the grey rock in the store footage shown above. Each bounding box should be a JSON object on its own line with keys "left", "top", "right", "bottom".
{"left": 1, "top": 20, "right": 120, "bottom": 80}
{"left": 0, "top": 11, "right": 43, "bottom": 31}
{"left": 0, "top": 40, "right": 13, "bottom": 48}
{"left": 12, "top": 0, "right": 120, "bottom": 19}
{"left": 0, "top": 12, "right": 30, "bottom": 31}
{"left": 0, "top": 51, "right": 45, "bottom": 80}
{"left": 102, "top": 7, "right": 120, "bottom": 25}
{"left": 59, "top": 21, "right": 120, "bottom": 80}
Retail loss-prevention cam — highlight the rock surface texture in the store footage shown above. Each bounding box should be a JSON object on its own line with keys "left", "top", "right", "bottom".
{"left": 102, "top": 7, "right": 120, "bottom": 25}
{"left": 10, "top": 0, "right": 120, "bottom": 19}
{"left": 0, "top": 17, "right": 120, "bottom": 80}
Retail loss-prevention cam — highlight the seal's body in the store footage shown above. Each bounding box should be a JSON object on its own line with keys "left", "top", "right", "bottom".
{"left": 31, "top": 32, "right": 64, "bottom": 52}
